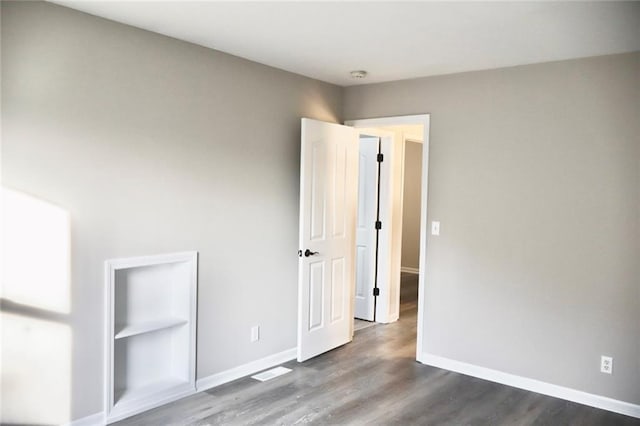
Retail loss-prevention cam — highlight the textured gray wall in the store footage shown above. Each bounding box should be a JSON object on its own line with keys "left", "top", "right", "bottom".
{"left": 1, "top": 2, "right": 342, "bottom": 422}
{"left": 345, "top": 52, "right": 640, "bottom": 405}
{"left": 401, "top": 141, "right": 423, "bottom": 270}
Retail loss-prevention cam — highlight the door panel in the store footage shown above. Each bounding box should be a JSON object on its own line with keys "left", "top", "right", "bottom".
{"left": 330, "top": 258, "right": 345, "bottom": 323}
{"left": 298, "top": 118, "right": 358, "bottom": 362}
{"left": 310, "top": 142, "right": 326, "bottom": 241}
{"left": 354, "top": 137, "right": 379, "bottom": 321}
{"left": 308, "top": 261, "right": 324, "bottom": 331}
{"left": 355, "top": 246, "right": 367, "bottom": 299}
{"left": 332, "top": 144, "right": 347, "bottom": 238}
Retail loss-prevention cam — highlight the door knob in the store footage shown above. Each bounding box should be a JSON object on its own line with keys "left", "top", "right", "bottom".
{"left": 304, "top": 249, "right": 318, "bottom": 257}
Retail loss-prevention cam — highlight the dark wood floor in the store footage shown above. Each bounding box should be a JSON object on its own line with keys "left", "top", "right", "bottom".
{"left": 116, "top": 274, "right": 639, "bottom": 425}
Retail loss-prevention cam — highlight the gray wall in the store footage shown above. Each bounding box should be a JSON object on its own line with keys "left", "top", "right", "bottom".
{"left": 401, "top": 141, "right": 423, "bottom": 270}
{"left": 1, "top": 2, "right": 342, "bottom": 422}
{"left": 345, "top": 52, "right": 640, "bottom": 404}
{"left": 3, "top": 0, "right": 639, "bottom": 420}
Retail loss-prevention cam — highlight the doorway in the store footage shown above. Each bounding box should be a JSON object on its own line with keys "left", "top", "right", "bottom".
{"left": 353, "top": 129, "right": 424, "bottom": 327}
{"left": 296, "top": 115, "right": 430, "bottom": 362}
{"left": 346, "top": 116, "right": 430, "bottom": 361}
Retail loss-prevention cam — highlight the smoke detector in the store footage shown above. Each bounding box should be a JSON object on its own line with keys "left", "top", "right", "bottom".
{"left": 350, "top": 70, "right": 368, "bottom": 79}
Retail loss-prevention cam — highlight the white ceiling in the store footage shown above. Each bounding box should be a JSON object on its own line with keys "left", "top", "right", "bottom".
{"left": 52, "top": 1, "right": 640, "bottom": 87}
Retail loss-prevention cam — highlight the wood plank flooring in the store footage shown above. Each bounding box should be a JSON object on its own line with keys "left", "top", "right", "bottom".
{"left": 115, "top": 274, "right": 639, "bottom": 425}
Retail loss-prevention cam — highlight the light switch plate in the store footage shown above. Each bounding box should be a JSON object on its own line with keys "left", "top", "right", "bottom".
{"left": 431, "top": 221, "right": 440, "bottom": 236}
{"left": 251, "top": 325, "right": 260, "bottom": 342}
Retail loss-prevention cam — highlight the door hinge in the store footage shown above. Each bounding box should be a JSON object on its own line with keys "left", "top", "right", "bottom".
{"left": 373, "top": 288, "right": 380, "bottom": 296}
{"left": 375, "top": 221, "right": 382, "bottom": 230}
{"left": 377, "top": 153, "right": 384, "bottom": 162}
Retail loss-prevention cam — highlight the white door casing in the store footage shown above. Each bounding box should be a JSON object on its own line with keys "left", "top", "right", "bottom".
{"left": 297, "top": 118, "right": 358, "bottom": 362}
{"left": 354, "top": 137, "right": 379, "bottom": 321}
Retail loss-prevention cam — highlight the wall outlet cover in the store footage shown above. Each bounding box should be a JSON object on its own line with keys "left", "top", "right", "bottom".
{"left": 600, "top": 356, "right": 613, "bottom": 374}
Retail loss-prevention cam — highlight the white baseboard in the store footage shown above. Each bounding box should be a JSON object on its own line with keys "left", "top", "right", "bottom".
{"left": 65, "top": 348, "right": 297, "bottom": 426}
{"left": 67, "top": 412, "right": 105, "bottom": 426}
{"left": 196, "top": 347, "right": 297, "bottom": 392}
{"left": 68, "top": 349, "right": 639, "bottom": 423}
{"left": 419, "top": 352, "right": 640, "bottom": 419}
{"left": 400, "top": 266, "right": 419, "bottom": 274}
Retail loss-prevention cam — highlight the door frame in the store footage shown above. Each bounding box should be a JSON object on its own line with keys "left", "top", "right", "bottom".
{"left": 345, "top": 114, "right": 430, "bottom": 362}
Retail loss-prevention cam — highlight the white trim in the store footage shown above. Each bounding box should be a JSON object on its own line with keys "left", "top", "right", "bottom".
{"left": 196, "top": 348, "right": 297, "bottom": 392}
{"left": 345, "top": 114, "right": 428, "bottom": 128}
{"left": 420, "top": 352, "right": 640, "bottom": 419}
{"left": 107, "top": 385, "right": 195, "bottom": 424}
{"left": 415, "top": 115, "right": 430, "bottom": 364}
{"left": 400, "top": 266, "right": 420, "bottom": 274}
{"left": 66, "top": 412, "right": 105, "bottom": 426}
{"left": 103, "top": 251, "right": 197, "bottom": 269}
{"left": 404, "top": 135, "right": 423, "bottom": 143}
{"left": 64, "top": 348, "right": 296, "bottom": 426}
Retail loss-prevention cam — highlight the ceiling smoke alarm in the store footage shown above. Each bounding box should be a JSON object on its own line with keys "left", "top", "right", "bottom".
{"left": 350, "top": 70, "right": 368, "bottom": 79}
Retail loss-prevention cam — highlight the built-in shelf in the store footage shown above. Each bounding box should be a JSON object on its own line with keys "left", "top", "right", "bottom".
{"left": 114, "top": 318, "right": 188, "bottom": 339}
{"left": 105, "top": 251, "right": 198, "bottom": 424}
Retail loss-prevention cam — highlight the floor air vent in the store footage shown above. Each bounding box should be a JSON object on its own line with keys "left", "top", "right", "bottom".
{"left": 251, "top": 366, "right": 292, "bottom": 382}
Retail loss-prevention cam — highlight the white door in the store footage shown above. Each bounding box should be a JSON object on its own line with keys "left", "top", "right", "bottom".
{"left": 354, "top": 137, "right": 379, "bottom": 321}
{"left": 297, "top": 118, "right": 358, "bottom": 362}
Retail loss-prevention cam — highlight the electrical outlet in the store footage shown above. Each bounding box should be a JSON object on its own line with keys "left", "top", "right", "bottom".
{"left": 251, "top": 325, "right": 260, "bottom": 343}
{"left": 600, "top": 356, "right": 613, "bottom": 374}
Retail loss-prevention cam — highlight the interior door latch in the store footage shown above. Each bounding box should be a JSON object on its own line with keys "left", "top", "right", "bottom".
{"left": 298, "top": 249, "right": 319, "bottom": 257}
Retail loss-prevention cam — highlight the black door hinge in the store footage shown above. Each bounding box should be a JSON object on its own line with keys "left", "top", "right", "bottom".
{"left": 377, "top": 153, "right": 384, "bottom": 162}
{"left": 373, "top": 288, "right": 380, "bottom": 296}
{"left": 375, "top": 221, "right": 382, "bottom": 230}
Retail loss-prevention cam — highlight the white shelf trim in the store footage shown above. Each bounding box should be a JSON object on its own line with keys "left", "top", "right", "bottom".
{"left": 114, "top": 377, "right": 190, "bottom": 406}
{"left": 104, "top": 251, "right": 198, "bottom": 424}
{"left": 114, "top": 318, "right": 188, "bottom": 339}
{"left": 106, "top": 251, "right": 198, "bottom": 269}
{"left": 108, "top": 382, "right": 195, "bottom": 424}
